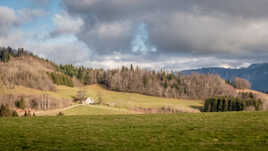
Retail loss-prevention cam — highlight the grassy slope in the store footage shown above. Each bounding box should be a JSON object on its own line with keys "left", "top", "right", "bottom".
{"left": 84, "top": 85, "right": 202, "bottom": 112}
{"left": 2, "top": 84, "right": 202, "bottom": 115}
{"left": 63, "top": 105, "right": 136, "bottom": 115}
{"left": 0, "top": 112, "right": 268, "bottom": 151}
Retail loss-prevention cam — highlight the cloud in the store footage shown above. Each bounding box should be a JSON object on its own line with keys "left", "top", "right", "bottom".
{"left": 0, "top": 5, "right": 91, "bottom": 66}
{"left": 50, "top": 11, "right": 84, "bottom": 37}
{"left": 63, "top": 0, "right": 268, "bottom": 20}
{"left": 0, "top": 6, "right": 19, "bottom": 36}
{"left": 31, "top": 40, "right": 91, "bottom": 65}
{"left": 62, "top": 0, "right": 268, "bottom": 65}
{"left": 78, "top": 53, "right": 255, "bottom": 71}
{"left": 0, "top": 29, "right": 92, "bottom": 65}
{"left": 0, "top": 7, "right": 47, "bottom": 36}
{"left": 2, "top": 1, "right": 268, "bottom": 71}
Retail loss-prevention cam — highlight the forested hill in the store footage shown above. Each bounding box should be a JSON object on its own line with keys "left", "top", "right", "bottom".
{"left": 0, "top": 46, "right": 238, "bottom": 99}
{"left": 182, "top": 63, "right": 268, "bottom": 92}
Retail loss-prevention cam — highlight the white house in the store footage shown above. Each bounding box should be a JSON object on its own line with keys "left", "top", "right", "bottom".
{"left": 82, "top": 97, "right": 95, "bottom": 105}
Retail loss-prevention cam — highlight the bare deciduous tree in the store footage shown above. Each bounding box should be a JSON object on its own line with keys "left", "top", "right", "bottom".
{"left": 234, "top": 77, "right": 251, "bottom": 89}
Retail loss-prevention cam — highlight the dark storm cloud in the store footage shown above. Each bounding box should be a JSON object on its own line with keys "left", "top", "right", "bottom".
{"left": 61, "top": 0, "right": 268, "bottom": 62}
{"left": 63, "top": 0, "right": 268, "bottom": 20}
{"left": 2, "top": 0, "right": 266, "bottom": 70}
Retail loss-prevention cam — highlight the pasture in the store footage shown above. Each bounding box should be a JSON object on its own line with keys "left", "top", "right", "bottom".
{"left": 0, "top": 111, "right": 268, "bottom": 151}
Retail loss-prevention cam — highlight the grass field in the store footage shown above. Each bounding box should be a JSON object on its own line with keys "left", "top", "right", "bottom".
{"left": 84, "top": 85, "right": 202, "bottom": 111}
{"left": 63, "top": 105, "right": 136, "bottom": 115}
{"left": 0, "top": 111, "right": 268, "bottom": 151}
{"left": 2, "top": 85, "right": 203, "bottom": 115}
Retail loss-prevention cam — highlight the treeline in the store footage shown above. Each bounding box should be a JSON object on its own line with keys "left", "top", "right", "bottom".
{"left": 57, "top": 65, "right": 236, "bottom": 99}
{"left": 0, "top": 46, "right": 244, "bottom": 99}
{"left": 0, "top": 47, "right": 56, "bottom": 67}
{"left": 48, "top": 72, "right": 74, "bottom": 87}
{"left": 103, "top": 68, "right": 237, "bottom": 99}
{"left": 57, "top": 64, "right": 105, "bottom": 85}
{"left": 204, "top": 97, "right": 262, "bottom": 112}
{"left": 0, "top": 47, "right": 33, "bottom": 62}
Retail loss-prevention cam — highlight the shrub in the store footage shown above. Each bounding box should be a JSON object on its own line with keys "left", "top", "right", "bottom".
{"left": 12, "top": 111, "right": 19, "bottom": 117}
{"left": 239, "top": 92, "right": 256, "bottom": 99}
{"left": 15, "top": 97, "right": 26, "bottom": 109}
{"left": 24, "top": 111, "right": 31, "bottom": 117}
{"left": 0, "top": 104, "right": 13, "bottom": 117}
{"left": 57, "top": 112, "right": 64, "bottom": 116}
{"left": 75, "top": 89, "right": 87, "bottom": 102}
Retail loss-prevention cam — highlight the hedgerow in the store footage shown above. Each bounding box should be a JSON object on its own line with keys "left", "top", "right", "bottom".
{"left": 204, "top": 97, "right": 262, "bottom": 112}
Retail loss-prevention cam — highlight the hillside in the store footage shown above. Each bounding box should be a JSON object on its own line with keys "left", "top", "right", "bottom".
{"left": 6, "top": 84, "right": 202, "bottom": 116}
{"left": 182, "top": 63, "right": 268, "bottom": 92}
{"left": 0, "top": 47, "right": 237, "bottom": 100}
{"left": 1, "top": 112, "right": 268, "bottom": 151}
{"left": 57, "top": 64, "right": 237, "bottom": 99}
{"left": 0, "top": 48, "right": 57, "bottom": 91}
{"left": 1, "top": 47, "right": 266, "bottom": 115}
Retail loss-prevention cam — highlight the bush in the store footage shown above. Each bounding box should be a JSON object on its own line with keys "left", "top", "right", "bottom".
{"left": 57, "top": 112, "right": 64, "bottom": 116}
{"left": 24, "top": 111, "right": 32, "bottom": 117}
{"left": 15, "top": 97, "right": 26, "bottom": 109}
{"left": 0, "top": 104, "right": 18, "bottom": 117}
{"left": 0, "top": 104, "right": 12, "bottom": 117}
{"left": 204, "top": 97, "right": 262, "bottom": 112}
{"left": 74, "top": 89, "right": 87, "bottom": 102}
{"left": 239, "top": 92, "right": 256, "bottom": 99}
{"left": 12, "top": 111, "right": 19, "bottom": 117}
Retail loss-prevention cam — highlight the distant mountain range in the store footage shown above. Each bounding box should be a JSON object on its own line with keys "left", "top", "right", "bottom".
{"left": 182, "top": 63, "right": 268, "bottom": 92}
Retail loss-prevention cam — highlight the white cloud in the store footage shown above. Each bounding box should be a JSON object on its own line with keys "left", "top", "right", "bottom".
{"left": 2, "top": 1, "right": 268, "bottom": 71}
{"left": 61, "top": 0, "right": 268, "bottom": 69}
{"left": 50, "top": 11, "right": 84, "bottom": 37}
{"left": 0, "top": 6, "right": 19, "bottom": 35}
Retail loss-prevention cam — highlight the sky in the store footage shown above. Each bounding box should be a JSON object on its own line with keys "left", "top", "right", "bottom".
{"left": 0, "top": 0, "right": 268, "bottom": 71}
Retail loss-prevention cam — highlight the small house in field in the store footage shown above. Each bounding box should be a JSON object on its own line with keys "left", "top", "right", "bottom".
{"left": 82, "top": 97, "right": 95, "bottom": 105}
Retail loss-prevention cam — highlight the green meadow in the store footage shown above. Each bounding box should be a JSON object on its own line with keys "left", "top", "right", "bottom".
{"left": 0, "top": 111, "right": 268, "bottom": 151}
